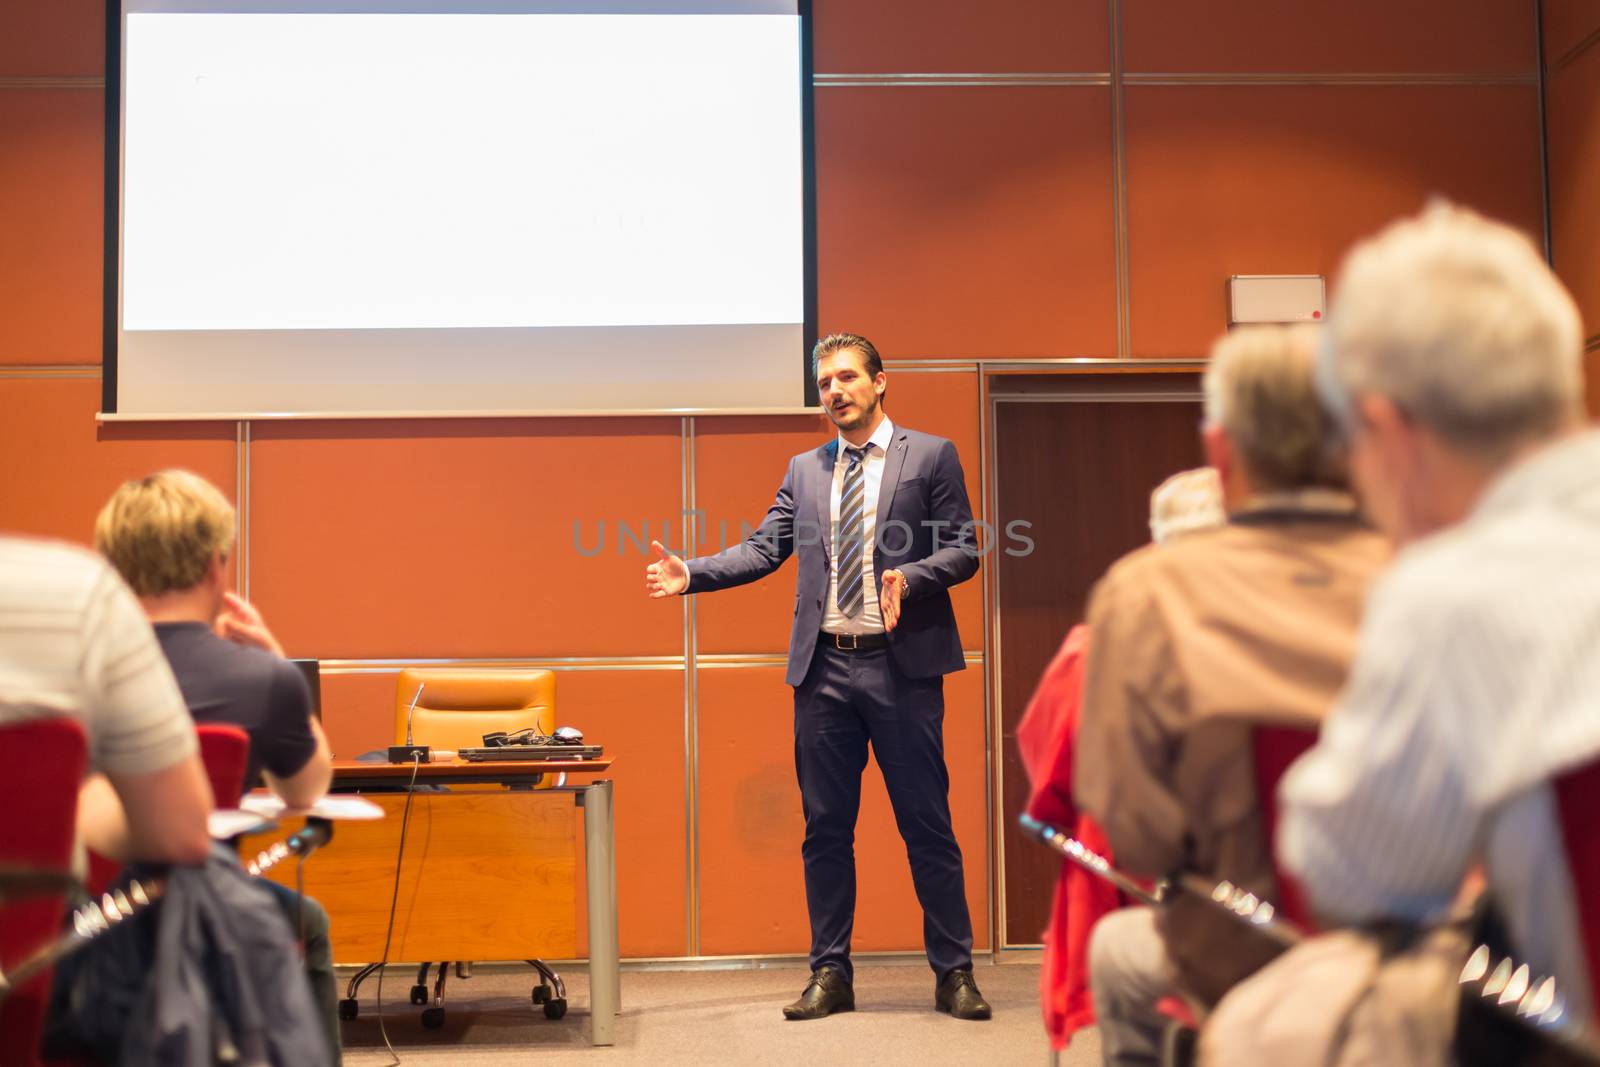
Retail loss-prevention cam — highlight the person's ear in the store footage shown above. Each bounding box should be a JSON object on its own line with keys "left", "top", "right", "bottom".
{"left": 1201, "top": 422, "right": 1231, "bottom": 481}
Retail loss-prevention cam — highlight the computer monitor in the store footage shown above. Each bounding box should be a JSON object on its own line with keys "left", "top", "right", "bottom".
{"left": 291, "top": 659, "right": 322, "bottom": 721}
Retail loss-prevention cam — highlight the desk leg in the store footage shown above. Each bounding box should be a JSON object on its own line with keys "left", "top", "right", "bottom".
{"left": 584, "top": 779, "right": 619, "bottom": 1046}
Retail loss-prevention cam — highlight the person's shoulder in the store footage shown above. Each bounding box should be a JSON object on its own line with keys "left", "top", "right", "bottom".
{"left": 896, "top": 426, "right": 955, "bottom": 451}
{"left": 1092, "top": 539, "right": 1171, "bottom": 606}
{"left": 787, "top": 439, "right": 836, "bottom": 467}
{"left": 0, "top": 535, "right": 123, "bottom": 615}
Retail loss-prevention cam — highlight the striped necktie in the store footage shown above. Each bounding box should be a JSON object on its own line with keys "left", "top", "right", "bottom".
{"left": 835, "top": 445, "right": 869, "bottom": 618}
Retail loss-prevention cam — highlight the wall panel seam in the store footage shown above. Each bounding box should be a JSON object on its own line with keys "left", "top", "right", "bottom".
{"left": 1109, "top": 0, "right": 1131, "bottom": 362}
{"left": 683, "top": 415, "right": 699, "bottom": 957}
{"left": 814, "top": 73, "right": 1109, "bottom": 87}
{"left": 1587, "top": 334, "right": 1600, "bottom": 354}
{"left": 1536, "top": 0, "right": 1553, "bottom": 263}
{"left": 1124, "top": 72, "right": 1536, "bottom": 86}
{"left": 0, "top": 76, "right": 104, "bottom": 89}
{"left": 0, "top": 366, "right": 101, "bottom": 379}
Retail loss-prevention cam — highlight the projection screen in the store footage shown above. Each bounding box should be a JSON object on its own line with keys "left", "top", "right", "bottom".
{"left": 106, "top": 1, "right": 816, "bottom": 418}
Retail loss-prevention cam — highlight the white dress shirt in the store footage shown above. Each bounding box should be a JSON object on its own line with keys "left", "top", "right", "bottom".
{"left": 1279, "top": 428, "right": 1600, "bottom": 1023}
{"left": 822, "top": 417, "right": 895, "bottom": 636}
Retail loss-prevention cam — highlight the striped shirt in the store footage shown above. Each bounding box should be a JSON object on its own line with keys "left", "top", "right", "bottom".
{"left": 1279, "top": 428, "right": 1600, "bottom": 1022}
{"left": 0, "top": 536, "right": 196, "bottom": 776}
{"left": 821, "top": 416, "right": 894, "bottom": 635}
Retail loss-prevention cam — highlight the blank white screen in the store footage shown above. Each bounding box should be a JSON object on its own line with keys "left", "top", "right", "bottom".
{"left": 116, "top": 4, "right": 809, "bottom": 415}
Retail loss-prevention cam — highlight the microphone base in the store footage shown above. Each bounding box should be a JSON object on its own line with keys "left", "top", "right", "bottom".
{"left": 387, "top": 744, "right": 431, "bottom": 764}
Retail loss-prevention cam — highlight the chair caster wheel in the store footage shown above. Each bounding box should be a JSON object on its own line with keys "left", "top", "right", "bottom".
{"left": 338, "top": 998, "right": 358, "bottom": 1021}
{"left": 421, "top": 1006, "right": 446, "bottom": 1029}
{"left": 532, "top": 984, "right": 551, "bottom": 1004}
{"left": 410, "top": 984, "right": 429, "bottom": 1006}
{"left": 543, "top": 997, "right": 567, "bottom": 1020}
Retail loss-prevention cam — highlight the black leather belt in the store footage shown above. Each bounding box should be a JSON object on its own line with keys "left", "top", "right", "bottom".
{"left": 819, "top": 631, "right": 889, "bottom": 652}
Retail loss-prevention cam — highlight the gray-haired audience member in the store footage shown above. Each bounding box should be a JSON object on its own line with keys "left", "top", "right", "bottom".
{"left": 1075, "top": 324, "right": 1389, "bottom": 1067}
{"left": 1229, "top": 203, "right": 1600, "bottom": 1040}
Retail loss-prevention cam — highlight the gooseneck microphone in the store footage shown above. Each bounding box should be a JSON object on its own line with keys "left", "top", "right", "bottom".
{"left": 387, "top": 683, "right": 432, "bottom": 763}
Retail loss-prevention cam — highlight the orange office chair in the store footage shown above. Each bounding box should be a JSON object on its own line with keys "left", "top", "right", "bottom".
{"left": 341, "top": 668, "right": 568, "bottom": 1028}
{"left": 0, "top": 715, "right": 88, "bottom": 1067}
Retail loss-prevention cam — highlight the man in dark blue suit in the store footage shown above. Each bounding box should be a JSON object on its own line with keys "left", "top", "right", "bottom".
{"left": 647, "top": 333, "right": 990, "bottom": 1021}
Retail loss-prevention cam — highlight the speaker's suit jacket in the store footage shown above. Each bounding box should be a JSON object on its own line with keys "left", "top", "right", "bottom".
{"left": 686, "top": 425, "right": 979, "bottom": 686}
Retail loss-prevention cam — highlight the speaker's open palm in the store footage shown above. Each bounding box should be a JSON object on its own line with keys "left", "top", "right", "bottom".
{"left": 646, "top": 540, "right": 689, "bottom": 598}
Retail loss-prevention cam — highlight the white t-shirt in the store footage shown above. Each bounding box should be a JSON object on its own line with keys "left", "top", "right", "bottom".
{"left": 0, "top": 535, "right": 196, "bottom": 775}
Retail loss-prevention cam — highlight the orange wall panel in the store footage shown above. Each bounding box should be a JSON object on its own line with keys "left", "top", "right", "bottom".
{"left": 693, "top": 414, "right": 831, "bottom": 656}
{"left": 696, "top": 664, "right": 988, "bottom": 957}
{"left": 1547, "top": 43, "right": 1600, "bottom": 341}
{"left": 248, "top": 418, "right": 683, "bottom": 659}
{"left": 319, "top": 667, "right": 688, "bottom": 959}
{"left": 1124, "top": 0, "right": 1535, "bottom": 74}
{"left": 0, "top": 1, "right": 103, "bottom": 77}
{"left": 693, "top": 369, "right": 983, "bottom": 657}
{"left": 0, "top": 379, "right": 235, "bottom": 545}
{"left": 814, "top": 0, "right": 1107, "bottom": 75}
{"left": 1543, "top": 0, "right": 1600, "bottom": 68}
{"left": 816, "top": 86, "right": 1117, "bottom": 359}
{"left": 1125, "top": 85, "right": 1543, "bottom": 357}
{"left": 0, "top": 90, "right": 102, "bottom": 365}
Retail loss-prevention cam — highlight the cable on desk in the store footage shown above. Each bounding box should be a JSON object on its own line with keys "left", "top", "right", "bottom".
{"left": 373, "top": 752, "right": 423, "bottom": 1066}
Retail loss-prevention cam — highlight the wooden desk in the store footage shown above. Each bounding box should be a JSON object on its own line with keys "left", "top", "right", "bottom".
{"left": 259, "top": 758, "right": 620, "bottom": 1045}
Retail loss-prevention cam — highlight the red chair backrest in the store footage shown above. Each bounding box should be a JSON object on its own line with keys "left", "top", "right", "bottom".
{"left": 1553, "top": 756, "right": 1600, "bottom": 1007}
{"left": 196, "top": 723, "right": 251, "bottom": 808}
{"left": 0, "top": 716, "right": 88, "bottom": 1067}
{"left": 1251, "top": 724, "right": 1320, "bottom": 929}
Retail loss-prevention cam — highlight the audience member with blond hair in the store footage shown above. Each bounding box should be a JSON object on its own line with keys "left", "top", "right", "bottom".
{"left": 1073, "top": 323, "right": 1390, "bottom": 1066}
{"left": 1203, "top": 203, "right": 1600, "bottom": 1064}
{"left": 95, "top": 469, "right": 341, "bottom": 1062}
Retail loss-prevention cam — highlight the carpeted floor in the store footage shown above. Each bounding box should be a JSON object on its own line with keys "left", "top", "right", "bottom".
{"left": 338, "top": 960, "right": 1100, "bottom": 1066}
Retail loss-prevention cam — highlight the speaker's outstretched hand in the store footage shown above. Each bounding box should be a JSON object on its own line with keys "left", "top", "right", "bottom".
{"left": 646, "top": 540, "right": 690, "bottom": 598}
{"left": 880, "top": 569, "right": 906, "bottom": 632}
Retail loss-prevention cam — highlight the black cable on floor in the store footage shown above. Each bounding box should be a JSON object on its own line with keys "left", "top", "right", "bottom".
{"left": 373, "top": 753, "right": 422, "bottom": 1066}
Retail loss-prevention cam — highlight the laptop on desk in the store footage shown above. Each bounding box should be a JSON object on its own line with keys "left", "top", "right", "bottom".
{"left": 458, "top": 744, "right": 604, "bottom": 762}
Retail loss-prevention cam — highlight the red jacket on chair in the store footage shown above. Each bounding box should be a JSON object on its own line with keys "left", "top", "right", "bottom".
{"left": 1017, "top": 625, "right": 1124, "bottom": 1051}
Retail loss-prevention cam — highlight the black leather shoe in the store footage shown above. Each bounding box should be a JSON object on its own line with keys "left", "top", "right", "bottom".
{"left": 935, "top": 969, "right": 991, "bottom": 1020}
{"left": 783, "top": 967, "right": 855, "bottom": 1020}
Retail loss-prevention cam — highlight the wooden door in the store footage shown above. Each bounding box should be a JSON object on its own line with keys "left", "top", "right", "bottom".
{"left": 990, "top": 371, "right": 1204, "bottom": 946}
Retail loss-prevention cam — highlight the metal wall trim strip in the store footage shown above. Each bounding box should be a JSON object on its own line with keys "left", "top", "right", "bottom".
{"left": 1109, "top": 0, "right": 1131, "bottom": 362}
{"left": 978, "top": 363, "right": 1001, "bottom": 959}
{"left": 315, "top": 657, "right": 686, "bottom": 674}
{"left": 997, "top": 392, "right": 1201, "bottom": 404}
{"left": 683, "top": 415, "right": 700, "bottom": 958}
{"left": 0, "top": 365, "right": 101, "bottom": 379}
{"left": 1123, "top": 71, "right": 1538, "bottom": 86}
{"left": 814, "top": 72, "right": 1110, "bottom": 87}
{"left": 1535, "top": 0, "right": 1554, "bottom": 264}
{"left": 884, "top": 361, "right": 981, "bottom": 372}
{"left": 0, "top": 76, "right": 105, "bottom": 90}
{"left": 239, "top": 421, "right": 251, "bottom": 602}
{"left": 985, "top": 387, "right": 1011, "bottom": 948}
{"left": 1587, "top": 334, "right": 1600, "bottom": 354}
{"left": 693, "top": 652, "right": 983, "bottom": 667}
